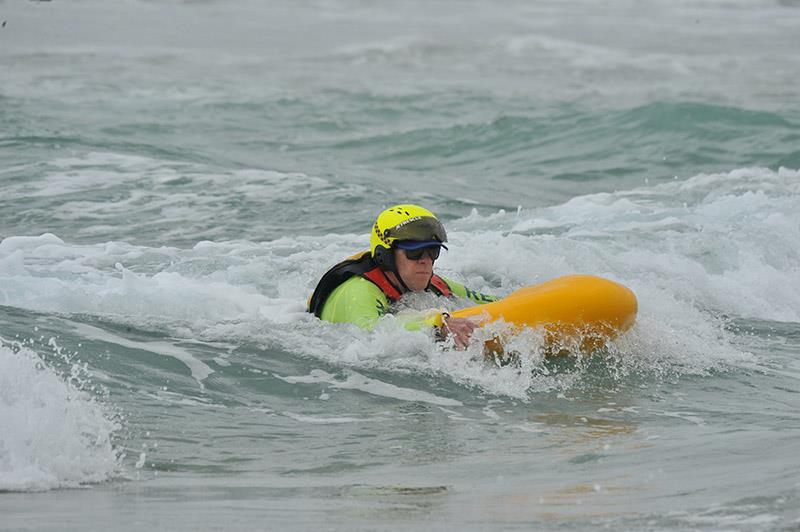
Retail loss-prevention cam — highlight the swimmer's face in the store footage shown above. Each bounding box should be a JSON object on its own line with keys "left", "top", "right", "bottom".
{"left": 394, "top": 248, "right": 435, "bottom": 292}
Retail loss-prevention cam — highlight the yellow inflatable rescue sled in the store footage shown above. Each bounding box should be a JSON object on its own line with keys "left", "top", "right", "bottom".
{"left": 442, "top": 275, "right": 637, "bottom": 352}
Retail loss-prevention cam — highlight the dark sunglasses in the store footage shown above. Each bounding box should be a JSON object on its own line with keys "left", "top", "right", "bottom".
{"left": 402, "top": 246, "right": 441, "bottom": 261}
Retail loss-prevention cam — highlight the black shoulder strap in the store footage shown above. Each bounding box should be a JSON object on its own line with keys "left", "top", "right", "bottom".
{"left": 307, "top": 251, "right": 376, "bottom": 318}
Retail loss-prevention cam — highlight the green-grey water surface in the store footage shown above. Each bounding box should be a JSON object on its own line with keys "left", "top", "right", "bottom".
{"left": 1, "top": 0, "right": 800, "bottom": 530}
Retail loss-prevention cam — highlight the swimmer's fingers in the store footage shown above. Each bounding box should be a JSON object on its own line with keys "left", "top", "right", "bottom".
{"left": 442, "top": 316, "right": 477, "bottom": 350}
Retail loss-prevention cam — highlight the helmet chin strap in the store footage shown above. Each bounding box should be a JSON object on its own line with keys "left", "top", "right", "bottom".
{"left": 389, "top": 259, "right": 412, "bottom": 294}
{"left": 380, "top": 247, "right": 415, "bottom": 294}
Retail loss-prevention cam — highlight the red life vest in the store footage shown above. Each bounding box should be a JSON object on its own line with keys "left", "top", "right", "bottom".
{"left": 307, "top": 251, "right": 452, "bottom": 318}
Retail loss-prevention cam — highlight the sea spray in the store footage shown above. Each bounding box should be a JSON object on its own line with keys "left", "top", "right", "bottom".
{"left": 0, "top": 340, "right": 121, "bottom": 491}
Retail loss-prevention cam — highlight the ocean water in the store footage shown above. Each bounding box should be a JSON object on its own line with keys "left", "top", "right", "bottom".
{"left": 1, "top": 0, "right": 800, "bottom": 530}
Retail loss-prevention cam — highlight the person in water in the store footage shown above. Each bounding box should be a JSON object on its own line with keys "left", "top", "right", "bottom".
{"left": 308, "top": 204, "right": 498, "bottom": 348}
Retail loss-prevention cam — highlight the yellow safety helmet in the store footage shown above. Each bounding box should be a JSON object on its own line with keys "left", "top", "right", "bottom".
{"left": 370, "top": 204, "right": 448, "bottom": 270}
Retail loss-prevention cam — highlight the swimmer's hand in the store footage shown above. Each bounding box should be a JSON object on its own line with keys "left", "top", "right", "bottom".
{"left": 440, "top": 314, "right": 478, "bottom": 350}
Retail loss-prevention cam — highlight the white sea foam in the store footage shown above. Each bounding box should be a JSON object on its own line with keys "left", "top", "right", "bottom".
{"left": 0, "top": 150, "right": 369, "bottom": 247}
{"left": 498, "top": 32, "right": 691, "bottom": 75}
{"left": 71, "top": 322, "right": 214, "bottom": 386}
{"left": 1, "top": 166, "right": 796, "bottom": 396}
{"left": 276, "top": 369, "right": 462, "bottom": 407}
{"left": 281, "top": 412, "right": 372, "bottom": 424}
{"left": 2, "top": 150, "right": 342, "bottom": 203}
{"left": 0, "top": 343, "right": 120, "bottom": 491}
{"left": 0, "top": 235, "right": 279, "bottom": 324}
